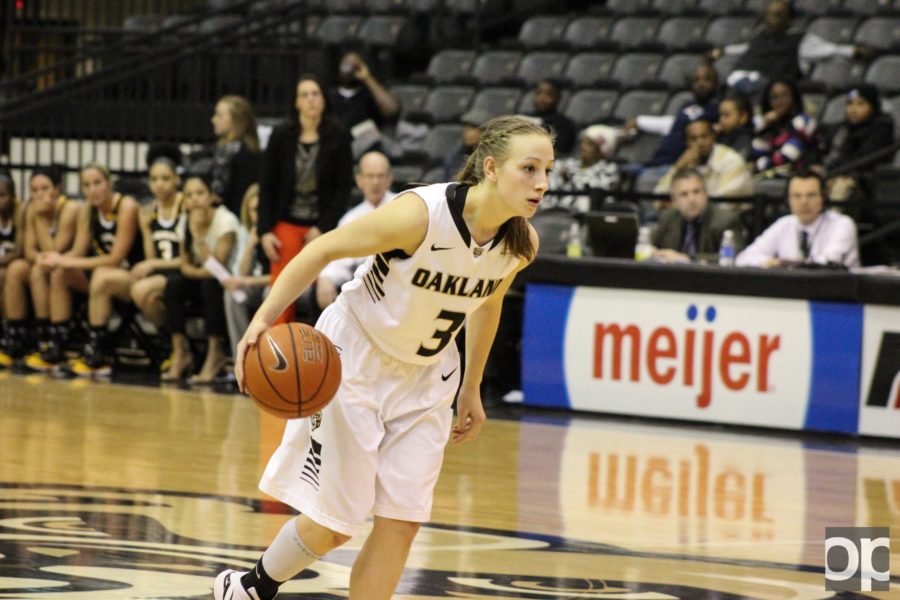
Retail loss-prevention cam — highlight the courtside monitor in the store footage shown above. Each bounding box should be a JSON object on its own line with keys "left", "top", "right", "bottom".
{"left": 584, "top": 210, "right": 638, "bottom": 259}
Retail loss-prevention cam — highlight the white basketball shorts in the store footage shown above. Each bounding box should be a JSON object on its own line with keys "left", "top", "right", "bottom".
{"left": 258, "top": 299, "right": 461, "bottom": 537}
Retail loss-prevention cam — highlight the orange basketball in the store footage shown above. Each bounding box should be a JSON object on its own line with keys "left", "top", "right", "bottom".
{"left": 243, "top": 322, "right": 342, "bottom": 419}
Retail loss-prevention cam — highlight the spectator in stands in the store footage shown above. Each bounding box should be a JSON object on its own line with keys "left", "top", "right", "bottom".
{"left": 0, "top": 167, "right": 77, "bottom": 367}
{"left": 330, "top": 51, "right": 400, "bottom": 157}
{"left": 224, "top": 184, "right": 270, "bottom": 358}
{"left": 25, "top": 163, "right": 142, "bottom": 372}
{"left": 162, "top": 174, "right": 239, "bottom": 384}
{"left": 624, "top": 62, "right": 721, "bottom": 170}
{"left": 751, "top": 79, "right": 818, "bottom": 175}
{"left": 210, "top": 95, "right": 261, "bottom": 217}
{"left": 444, "top": 109, "right": 487, "bottom": 181}
{"left": 546, "top": 124, "right": 620, "bottom": 213}
{"left": 715, "top": 94, "right": 754, "bottom": 160}
{"left": 652, "top": 168, "right": 746, "bottom": 263}
{"left": 129, "top": 158, "right": 186, "bottom": 332}
{"left": 0, "top": 174, "right": 24, "bottom": 364}
{"left": 709, "top": 0, "right": 874, "bottom": 94}
{"left": 314, "top": 151, "right": 396, "bottom": 314}
{"left": 820, "top": 84, "right": 896, "bottom": 202}
{"left": 528, "top": 79, "right": 576, "bottom": 156}
{"left": 736, "top": 171, "right": 858, "bottom": 268}
{"left": 258, "top": 74, "right": 354, "bottom": 325}
{"left": 654, "top": 119, "right": 754, "bottom": 197}
{"left": 68, "top": 158, "right": 186, "bottom": 377}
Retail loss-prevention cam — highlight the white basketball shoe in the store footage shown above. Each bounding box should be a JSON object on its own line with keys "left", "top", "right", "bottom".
{"left": 214, "top": 570, "right": 270, "bottom": 600}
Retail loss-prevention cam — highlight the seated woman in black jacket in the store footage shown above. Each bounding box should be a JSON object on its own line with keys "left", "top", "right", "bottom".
{"left": 821, "top": 84, "right": 896, "bottom": 202}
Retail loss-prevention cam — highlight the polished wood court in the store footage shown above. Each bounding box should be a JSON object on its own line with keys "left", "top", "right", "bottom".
{"left": 1, "top": 372, "right": 898, "bottom": 599}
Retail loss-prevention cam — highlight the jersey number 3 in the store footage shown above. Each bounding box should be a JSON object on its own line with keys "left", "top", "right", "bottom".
{"left": 417, "top": 309, "right": 465, "bottom": 357}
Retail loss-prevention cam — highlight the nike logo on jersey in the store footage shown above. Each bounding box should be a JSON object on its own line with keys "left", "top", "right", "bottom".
{"left": 266, "top": 335, "right": 288, "bottom": 372}
{"left": 441, "top": 368, "right": 458, "bottom": 382}
{"left": 431, "top": 244, "right": 453, "bottom": 251}
{"left": 412, "top": 268, "right": 504, "bottom": 299}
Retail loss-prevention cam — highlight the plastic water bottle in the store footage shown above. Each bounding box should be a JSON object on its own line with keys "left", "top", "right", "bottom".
{"left": 634, "top": 226, "right": 653, "bottom": 261}
{"left": 566, "top": 222, "right": 583, "bottom": 258}
{"left": 719, "top": 229, "right": 736, "bottom": 266}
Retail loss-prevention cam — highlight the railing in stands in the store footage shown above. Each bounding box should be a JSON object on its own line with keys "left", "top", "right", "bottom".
{"left": 0, "top": 0, "right": 318, "bottom": 195}
{"left": 2, "top": 0, "right": 207, "bottom": 92}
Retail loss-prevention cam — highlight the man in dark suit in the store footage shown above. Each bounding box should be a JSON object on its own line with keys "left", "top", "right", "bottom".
{"left": 651, "top": 168, "right": 745, "bottom": 263}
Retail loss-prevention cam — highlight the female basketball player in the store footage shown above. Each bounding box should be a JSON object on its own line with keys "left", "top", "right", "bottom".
{"left": 215, "top": 116, "right": 554, "bottom": 600}
{"left": 70, "top": 157, "right": 184, "bottom": 377}
{"left": 25, "top": 163, "right": 142, "bottom": 372}
{"left": 0, "top": 167, "right": 78, "bottom": 366}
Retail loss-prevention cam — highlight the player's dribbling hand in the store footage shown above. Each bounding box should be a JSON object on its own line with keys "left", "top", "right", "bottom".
{"left": 235, "top": 319, "right": 270, "bottom": 393}
{"left": 452, "top": 390, "right": 486, "bottom": 444}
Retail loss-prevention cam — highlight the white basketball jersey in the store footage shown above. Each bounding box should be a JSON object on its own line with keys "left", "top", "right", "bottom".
{"left": 339, "top": 183, "right": 520, "bottom": 365}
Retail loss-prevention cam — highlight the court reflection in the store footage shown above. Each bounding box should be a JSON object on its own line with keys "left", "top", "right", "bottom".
{"left": 1, "top": 376, "right": 899, "bottom": 598}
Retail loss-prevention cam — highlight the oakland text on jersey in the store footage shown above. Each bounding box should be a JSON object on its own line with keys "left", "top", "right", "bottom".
{"left": 411, "top": 267, "right": 504, "bottom": 299}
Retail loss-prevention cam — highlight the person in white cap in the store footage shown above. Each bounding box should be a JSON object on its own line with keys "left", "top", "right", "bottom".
{"left": 545, "top": 124, "right": 620, "bottom": 213}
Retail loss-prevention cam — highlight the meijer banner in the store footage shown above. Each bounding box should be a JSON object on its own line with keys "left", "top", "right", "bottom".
{"left": 522, "top": 285, "right": 862, "bottom": 434}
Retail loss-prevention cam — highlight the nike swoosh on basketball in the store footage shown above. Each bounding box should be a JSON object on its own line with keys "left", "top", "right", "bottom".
{"left": 266, "top": 336, "right": 288, "bottom": 372}
{"left": 431, "top": 244, "right": 453, "bottom": 251}
{"left": 441, "top": 368, "right": 458, "bottom": 382}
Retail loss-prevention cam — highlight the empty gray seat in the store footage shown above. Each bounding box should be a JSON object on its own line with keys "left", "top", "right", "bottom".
{"left": 423, "top": 86, "right": 475, "bottom": 123}
{"left": 518, "top": 15, "right": 570, "bottom": 48}
{"left": 516, "top": 51, "right": 568, "bottom": 87}
{"left": 422, "top": 124, "right": 464, "bottom": 164}
{"left": 651, "top": 0, "right": 701, "bottom": 15}
{"left": 207, "top": 0, "right": 247, "bottom": 10}
{"left": 807, "top": 16, "right": 861, "bottom": 45}
{"left": 705, "top": 16, "right": 759, "bottom": 46}
{"left": 615, "top": 132, "right": 663, "bottom": 164}
{"left": 809, "top": 56, "right": 865, "bottom": 91}
{"left": 391, "top": 164, "right": 425, "bottom": 188}
{"left": 390, "top": 84, "right": 429, "bottom": 115}
{"left": 324, "top": 0, "right": 367, "bottom": 11}
{"left": 743, "top": 0, "right": 770, "bottom": 14}
{"left": 312, "top": 15, "right": 364, "bottom": 45}
{"left": 820, "top": 94, "right": 848, "bottom": 126}
{"left": 613, "top": 90, "right": 669, "bottom": 122}
{"left": 697, "top": 0, "right": 746, "bottom": 14}
{"left": 469, "top": 87, "right": 523, "bottom": 119}
{"left": 471, "top": 50, "right": 522, "bottom": 86}
{"left": 657, "top": 17, "right": 709, "bottom": 51}
{"left": 563, "top": 89, "right": 619, "bottom": 127}
{"left": 425, "top": 49, "right": 476, "bottom": 84}
{"left": 357, "top": 15, "right": 408, "bottom": 46}
{"left": 563, "top": 16, "right": 617, "bottom": 50}
{"left": 853, "top": 17, "right": 900, "bottom": 51}
{"left": 795, "top": 0, "right": 845, "bottom": 15}
{"left": 564, "top": 52, "right": 617, "bottom": 88}
{"left": 865, "top": 56, "right": 900, "bottom": 93}
{"left": 610, "top": 17, "right": 662, "bottom": 50}
{"left": 367, "top": 0, "right": 409, "bottom": 12}
{"left": 611, "top": 53, "right": 664, "bottom": 89}
{"left": 658, "top": 53, "right": 706, "bottom": 90}
{"left": 843, "top": 0, "right": 895, "bottom": 14}
{"left": 604, "top": 0, "right": 654, "bottom": 14}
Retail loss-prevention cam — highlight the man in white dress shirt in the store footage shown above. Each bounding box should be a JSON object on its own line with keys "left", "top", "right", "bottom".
{"left": 314, "top": 151, "right": 395, "bottom": 309}
{"left": 736, "top": 171, "right": 859, "bottom": 268}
